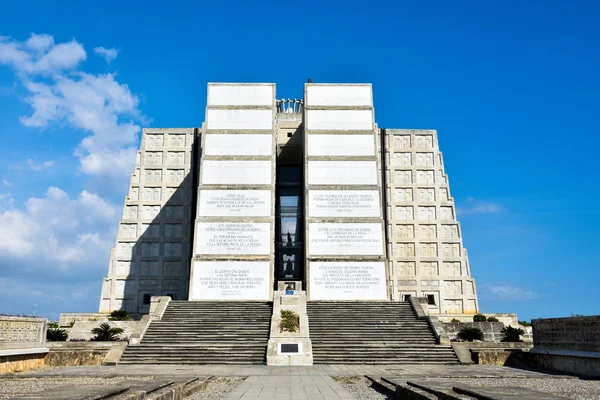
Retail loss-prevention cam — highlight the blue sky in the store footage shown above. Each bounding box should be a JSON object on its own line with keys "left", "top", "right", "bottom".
{"left": 0, "top": 1, "right": 598, "bottom": 321}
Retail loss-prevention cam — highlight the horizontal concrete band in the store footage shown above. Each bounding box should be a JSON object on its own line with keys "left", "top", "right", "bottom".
{"left": 0, "top": 348, "right": 49, "bottom": 357}
{"left": 530, "top": 348, "right": 600, "bottom": 359}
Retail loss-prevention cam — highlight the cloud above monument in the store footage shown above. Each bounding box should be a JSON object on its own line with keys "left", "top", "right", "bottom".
{"left": 456, "top": 197, "right": 504, "bottom": 215}
{"left": 93, "top": 46, "right": 118, "bottom": 63}
{"left": 0, "top": 33, "right": 144, "bottom": 178}
{"left": 479, "top": 284, "right": 547, "bottom": 301}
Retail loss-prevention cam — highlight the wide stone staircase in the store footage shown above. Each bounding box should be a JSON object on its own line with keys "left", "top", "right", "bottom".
{"left": 307, "top": 301, "right": 458, "bottom": 364}
{"left": 119, "top": 301, "right": 273, "bottom": 364}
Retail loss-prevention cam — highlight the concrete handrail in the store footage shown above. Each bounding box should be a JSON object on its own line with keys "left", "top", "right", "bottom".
{"left": 409, "top": 297, "right": 450, "bottom": 345}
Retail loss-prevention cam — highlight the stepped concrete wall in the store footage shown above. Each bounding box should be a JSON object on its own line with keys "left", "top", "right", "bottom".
{"left": 303, "top": 83, "right": 388, "bottom": 301}
{"left": 99, "top": 128, "right": 196, "bottom": 315}
{"left": 189, "top": 83, "right": 277, "bottom": 301}
{"left": 383, "top": 129, "right": 478, "bottom": 314}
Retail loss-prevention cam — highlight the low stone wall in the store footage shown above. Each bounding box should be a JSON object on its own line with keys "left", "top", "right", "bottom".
{"left": 443, "top": 322, "right": 506, "bottom": 342}
{"left": 65, "top": 321, "right": 139, "bottom": 341}
{"left": 0, "top": 352, "right": 45, "bottom": 374}
{"left": 438, "top": 313, "right": 519, "bottom": 326}
{"left": 45, "top": 342, "right": 126, "bottom": 366}
{"left": 58, "top": 313, "right": 108, "bottom": 327}
{"left": 0, "top": 316, "right": 48, "bottom": 374}
{"left": 533, "top": 315, "right": 600, "bottom": 352}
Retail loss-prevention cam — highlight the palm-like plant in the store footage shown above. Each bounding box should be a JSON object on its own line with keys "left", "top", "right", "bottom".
{"left": 457, "top": 327, "right": 484, "bottom": 342}
{"left": 501, "top": 326, "right": 525, "bottom": 342}
{"left": 108, "top": 310, "right": 131, "bottom": 321}
{"left": 47, "top": 328, "right": 68, "bottom": 341}
{"left": 91, "top": 323, "right": 124, "bottom": 341}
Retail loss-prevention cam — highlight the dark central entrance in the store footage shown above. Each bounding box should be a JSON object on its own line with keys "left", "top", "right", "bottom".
{"left": 275, "top": 166, "right": 304, "bottom": 283}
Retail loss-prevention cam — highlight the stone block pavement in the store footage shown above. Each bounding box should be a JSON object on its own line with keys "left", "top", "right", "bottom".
{"left": 225, "top": 374, "right": 354, "bottom": 400}
{"left": 21, "top": 364, "right": 572, "bottom": 400}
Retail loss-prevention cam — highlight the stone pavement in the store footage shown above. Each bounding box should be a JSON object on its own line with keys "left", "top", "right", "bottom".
{"left": 21, "top": 364, "right": 573, "bottom": 400}
{"left": 28, "top": 363, "right": 563, "bottom": 379}
{"left": 225, "top": 375, "right": 354, "bottom": 400}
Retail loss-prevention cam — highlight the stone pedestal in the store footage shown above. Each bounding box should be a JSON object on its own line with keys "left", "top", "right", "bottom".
{"left": 266, "top": 291, "right": 313, "bottom": 366}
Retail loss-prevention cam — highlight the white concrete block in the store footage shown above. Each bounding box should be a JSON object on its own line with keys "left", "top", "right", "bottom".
{"left": 204, "top": 134, "right": 273, "bottom": 156}
{"left": 310, "top": 262, "right": 387, "bottom": 300}
{"left": 307, "top": 134, "right": 375, "bottom": 156}
{"left": 308, "top": 190, "right": 381, "bottom": 218}
{"left": 306, "top": 109, "right": 373, "bottom": 131}
{"left": 206, "top": 109, "right": 273, "bottom": 130}
{"left": 201, "top": 160, "right": 272, "bottom": 185}
{"left": 198, "top": 190, "right": 271, "bottom": 217}
{"left": 308, "top": 161, "right": 377, "bottom": 185}
{"left": 195, "top": 222, "right": 271, "bottom": 255}
{"left": 190, "top": 261, "right": 270, "bottom": 300}
{"left": 306, "top": 85, "right": 372, "bottom": 106}
{"left": 208, "top": 84, "right": 273, "bottom": 106}
{"left": 308, "top": 223, "right": 384, "bottom": 256}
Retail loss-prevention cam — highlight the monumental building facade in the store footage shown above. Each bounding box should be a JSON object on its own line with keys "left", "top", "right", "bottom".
{"left": 99, "top": 83, "right": 479, "bottom": 316}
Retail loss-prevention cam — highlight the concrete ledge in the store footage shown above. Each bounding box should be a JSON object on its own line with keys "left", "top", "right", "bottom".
{"left": 530, "top": 348, "right": 600, "bottom": 359}
{"left": 409, "top": 297, "right": 449, "bottom": 345}
{"left": 0, "top": 348, "right": 48, "bottom": 357}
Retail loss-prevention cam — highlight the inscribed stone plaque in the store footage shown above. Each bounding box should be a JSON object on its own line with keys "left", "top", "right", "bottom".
{"left": 306, "top": 109, "right": 373, "bottom": 131}
{"left": 201, "top": 160, "right": 272, "bottom": 185}
{"left": 308, "top": 161, "right": 377, "bottom": 186}
{"left": 199, "top": 190, "right": 271, "bottom": 217}
{"left": 195, "top": 222, "right": 271, "bottom": 255}
{"left": 308, "top": 223, "right": 384, "bottom": 256}
{"left": 204, "top": 134, "right": 273, "bottom": 156}
{"left": 306, "top": 85, "right": 372, "bottom": 107}
{"left": 206, "top": 109, "right": 273, "bottom": 130}
{"left": 308, "top": 190, "right": 380, "bottom": 218}
{"left": 190, "top": 261, "right": 270, "bottom": 300}
{"left": 310, "top": 262, "right": 387, "bottom": 300}
{"left": 307, "top": 135, "right": 375, "bottom": 156}
{"left": 208, "top": 84, "right": 273, "bottom": 106}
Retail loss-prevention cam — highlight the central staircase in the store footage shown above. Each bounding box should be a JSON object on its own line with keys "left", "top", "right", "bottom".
{"left": 119, "top": 301, "right": 272, "bottom": 364}
{"left": 307, "top": 301, "right": 458, "bottom": 364}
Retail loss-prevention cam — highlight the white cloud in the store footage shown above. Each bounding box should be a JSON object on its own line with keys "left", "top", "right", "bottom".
{"left": 479, "top": 284, "right": 546, "bottom": 301}
{"left": 0, "top": 186, "right": 116, "bottom": 263}
{"left": 26, "top": 158, "right": 55, "bottom": 171}
{"left": 94, "top": 46, "right": 118, "bottom": 63}
{"left": 0, "top": 33, "right": 143, "bottom": 178}
{"left": 0, "top": 34, "right": 85, "bottom": 74}
{"left": 457, "top": 197, "right": 504, "bottom": 215}
{"left": 2, "top": 180, "right": 12, "bottom": 187}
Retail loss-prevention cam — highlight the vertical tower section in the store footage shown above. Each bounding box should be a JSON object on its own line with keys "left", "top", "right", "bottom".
{"left": 99, "top": 128, "right": 196, "bottom": 315}
{"left": 384, "top": 129, "right": 479, "bottom": 314}
{"left": 189, "top": 83, "right": 277, "bottom": 301}
{"left": 304, "top": 83, "right": 388, "bottom": 301}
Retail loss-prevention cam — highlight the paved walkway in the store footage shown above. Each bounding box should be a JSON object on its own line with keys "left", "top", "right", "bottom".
{"left": 225, "top": 375, "right": 354, "bottom": 400}
{"left": 29, "top": 364, "right": 562, "bottom": 379}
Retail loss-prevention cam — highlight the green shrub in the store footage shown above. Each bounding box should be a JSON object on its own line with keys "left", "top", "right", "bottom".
{"left": 47, "top": 328, "right": 68, "bottom": 341}
{"left": 473, "top": 313, "right": 487, "bottom": 322}
{"left": 501, "top": 326, "right": 524, "bottom": 342}
{"left": 451, "top": 318, "right": 460, "bottom": 322}
{"left": 457, "top": 327, "right": 484, "bottom": 342}
{"left": 518, "top": 320, "right": 531, "bottom": 327}
{"left": 487, "top": 316, "right": 499, "bottom": 322}
{"left": 279, "top": 310, "right": 299, "bottom": 333}
{"left": 108, "top": 310, "right": 131, "bottom": 321}
{"left": 91, "top": 323, "right": 124, "bottom": 341}
{"left": 47, "top": 321, "right": 59, "bottom": 328}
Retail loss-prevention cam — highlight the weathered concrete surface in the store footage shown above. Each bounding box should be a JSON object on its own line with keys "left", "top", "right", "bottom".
{"left": 443, "top": 321, "right": 507, "bottom": 342}
{"left": 45, "top": 342, "right": 126, "bottom": 367}
{"left": 533, "top": 315, "right": 600, "bottom": 352}
{"left": 453, "top": 383, "right": 568, "bottom": 400}
{"left": 0, "top": 353, "right": 45, "bottom": 374}
{"left": 66, "top": 321, "right": 139, "bottom": 341}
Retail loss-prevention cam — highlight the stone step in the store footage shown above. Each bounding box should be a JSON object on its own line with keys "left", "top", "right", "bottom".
{"left": 119, "top": 301, "right": 273, "bottom": 365}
